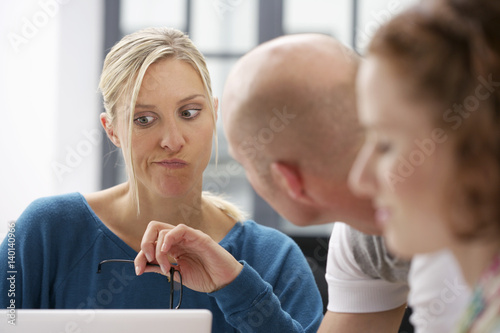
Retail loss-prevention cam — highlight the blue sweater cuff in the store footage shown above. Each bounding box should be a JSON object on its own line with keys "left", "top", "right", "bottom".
{"left": 208, "top": 260, "right": 269, "bottom": 314}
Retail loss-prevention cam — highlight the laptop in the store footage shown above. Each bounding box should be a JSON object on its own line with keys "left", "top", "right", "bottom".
{"left": 0, "top": 309, "right": 212, "bottom": 333}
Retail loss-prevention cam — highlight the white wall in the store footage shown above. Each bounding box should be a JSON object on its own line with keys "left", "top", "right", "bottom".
{"left": 0, "top": 0, "right": 103, "bottom": 232}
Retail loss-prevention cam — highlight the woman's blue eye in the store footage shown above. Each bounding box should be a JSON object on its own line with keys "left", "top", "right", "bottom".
{"left": 180, "top": 109, "right": 201, "bottom": 119}
{"left": 134, "top": 116, "right": 155, "bottom": 126}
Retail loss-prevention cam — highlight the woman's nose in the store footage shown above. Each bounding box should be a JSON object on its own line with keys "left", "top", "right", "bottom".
{"left": 160, "top": 122, "right": 186, "bottom": 153}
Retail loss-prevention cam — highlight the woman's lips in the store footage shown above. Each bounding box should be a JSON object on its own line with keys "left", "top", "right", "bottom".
{"left": 374, "top": 207, "right": 391, "bottom": 227}
{"left": 155, "top": 159, "right": 188, "bottom": 169}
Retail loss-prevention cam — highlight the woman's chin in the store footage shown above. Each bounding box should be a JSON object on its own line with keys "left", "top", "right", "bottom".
{"left": 150, "top": 179, "right": 194, "bottom": 198}
{"left": 385, "top": 232, "right": 416, "bottom": 260}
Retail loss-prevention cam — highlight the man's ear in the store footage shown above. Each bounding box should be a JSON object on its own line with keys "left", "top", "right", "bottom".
{"left": 270, "top": 161, "right": 313, "bottom": 204}
{"left": 213, "top": 96, "right": 219, "bottom": 121}
{"left": 100, "top": 113, "right": 121, "bottom": 147}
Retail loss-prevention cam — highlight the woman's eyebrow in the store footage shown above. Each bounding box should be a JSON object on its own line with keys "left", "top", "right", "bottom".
{"left": 135, "top": 94, "right": 205, "bottom": 109}
{"left": 135, "top": 104, "right": 157, "bottom": 110}
{"left": 178, "top": 94, "right": 206, "bottom": 104}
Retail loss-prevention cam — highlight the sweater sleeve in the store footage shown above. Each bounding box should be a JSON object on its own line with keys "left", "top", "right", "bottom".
{"left": 208, "top": 242, "right": 323, "bottom": 332}
{"left": 0, "top": 200, "right": 49, "bottom": 309}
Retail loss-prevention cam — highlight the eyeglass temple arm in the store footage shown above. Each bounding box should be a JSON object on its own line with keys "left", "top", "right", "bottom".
{"left": 96, "top": 259, "right": 160, "bottom": 273}
{"left": 170, "top": 267, "right": 183, "bottom": 309}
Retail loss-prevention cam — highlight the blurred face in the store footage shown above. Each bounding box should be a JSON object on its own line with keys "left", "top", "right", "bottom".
{"left": 348, "top": 56, "right": 455, "bottom": 258}
{"left": 117, "top": 58, "right": 214, "bottom": 198}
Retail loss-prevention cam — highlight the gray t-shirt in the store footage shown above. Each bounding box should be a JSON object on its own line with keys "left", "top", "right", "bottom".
{"left": 349, "top": 226, "right": 410, "bottom": 283}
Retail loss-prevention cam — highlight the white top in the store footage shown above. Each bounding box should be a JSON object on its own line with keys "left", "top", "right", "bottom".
{"left": 408, "top": 250, "right": 471, "bottom": 333}
{"left": 325, "top": 222, "right": 409, "bottom": 313}
{"left": 326, "top": 222, "right": 472, "bottom": 332}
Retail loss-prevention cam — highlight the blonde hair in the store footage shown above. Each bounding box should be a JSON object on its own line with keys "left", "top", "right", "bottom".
{"left": 99, "top": 27, "right": 245, "bottom": 221}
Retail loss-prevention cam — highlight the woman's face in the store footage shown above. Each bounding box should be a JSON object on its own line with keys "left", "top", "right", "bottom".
{"left": 117, "top": 58, "right": 215, "bottom": 198}
{"left": 349, "top": 56, "right": 456, "bottom": 258}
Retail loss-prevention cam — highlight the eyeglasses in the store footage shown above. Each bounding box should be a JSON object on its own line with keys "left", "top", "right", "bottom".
{"left": 97, "top": 259, "right": 183, "bottom": 309}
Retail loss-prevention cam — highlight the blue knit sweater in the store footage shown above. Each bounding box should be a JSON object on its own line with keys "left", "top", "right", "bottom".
{"left": 0, "top": 193, "right": 322, "bottom": 332}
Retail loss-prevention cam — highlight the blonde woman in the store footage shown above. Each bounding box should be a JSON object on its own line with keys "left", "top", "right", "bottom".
{"left": 0, "top": 28, "right": 323, "bottom": 332}
{"left": 349, "top": 0, "right": 500, "bottom": 331}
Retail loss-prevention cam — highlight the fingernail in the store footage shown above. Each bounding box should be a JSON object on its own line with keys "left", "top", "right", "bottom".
{"left": 160, "top": 264, "right": 167, "bottom": 275}
{"left": 161, "top": 242, "right": 167, "bottom": 252}
{"left": 135, "top": 266, "right": 140, "bottom": 276}
{"left": 145, "top": 252, "right": 153, "bottom": 262}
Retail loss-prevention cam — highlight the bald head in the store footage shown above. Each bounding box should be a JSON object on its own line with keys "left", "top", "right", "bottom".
{"left": 222, "top": 34, "right": 362, "bottom": 178}
{"left": 221, "top": 34, "right": 377, "bottom": 230}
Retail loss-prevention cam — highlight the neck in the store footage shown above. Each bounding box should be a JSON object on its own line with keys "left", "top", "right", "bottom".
{"left": 123, "top": 181, "right": 205, "bottom": 230}
{"left": 88, "top": 182, "right": 236, "bottom": 253}
{"left": 452, "top": 238, "right": 500, "bottom": 287}
{"left": 118, "top": 181, "right": 235, "bottom": 244}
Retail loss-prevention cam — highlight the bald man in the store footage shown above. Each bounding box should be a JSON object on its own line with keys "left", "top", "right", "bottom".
{"left": 221, "top": 34, "right": 410, "bottom": 332}
{"left": 222, "top": 34, "right": 374, "bottom": 232}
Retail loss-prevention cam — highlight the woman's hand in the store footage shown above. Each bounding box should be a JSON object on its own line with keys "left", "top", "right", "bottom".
{"left": 134, "top": 221, "right": 243, "bottom": 293}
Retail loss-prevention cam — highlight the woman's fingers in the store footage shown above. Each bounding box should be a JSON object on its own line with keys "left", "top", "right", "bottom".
{"left": 161, "top": 224, "right": 190, "bottom": 255}
{"left": 143, "top": 263, "right": 164, "bottom": 275}
{"left": 134, "top": 250, "right": 148, "bottom": 276}
{"left": 155, "top": 229, "right": 173, "bottom": 275}
{"left": 161, "top": 224, "right": 209, "bottom": 256}
{"left": 135, "top": 223, "right": 243, "bottom": 292}
{"left": 135, "top": 250, "right": 165, "bottom": 276}
{"left": 140, "top": 221, "right": 174, "bottom": 263}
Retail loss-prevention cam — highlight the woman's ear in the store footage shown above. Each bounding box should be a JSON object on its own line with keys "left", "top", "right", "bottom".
{"left": 270, "top": 162, "right": 313, "bottom": 204}
{"left": 100, "top": 113, "right": 121, "bottom": 147}
{"left": 213, "top": 97, "right": 219, "bottom": 121}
